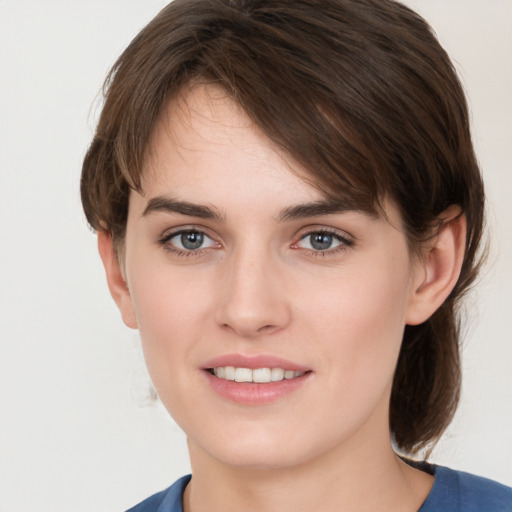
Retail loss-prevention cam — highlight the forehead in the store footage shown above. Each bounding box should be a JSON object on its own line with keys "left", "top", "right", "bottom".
{"left": 141, "top": 84, "right": 327, "bottom": 205}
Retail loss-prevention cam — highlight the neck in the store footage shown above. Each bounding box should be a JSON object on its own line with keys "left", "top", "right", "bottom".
{"left": 183, "top": 424, "right": 433, "bottom": 512}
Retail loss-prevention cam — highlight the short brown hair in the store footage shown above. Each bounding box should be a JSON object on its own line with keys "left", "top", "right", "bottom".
{"left": 81, "top": 0, "right": 485, "bottom": 454}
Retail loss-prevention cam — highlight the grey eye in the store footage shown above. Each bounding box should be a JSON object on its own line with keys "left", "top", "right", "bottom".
{"left": 295, "top": 231, "right": 350, "bottom": 252}
{"left": 308, "top": 233, "right": 335, "bottom": 250}
{"left": 179, "top": 231, "right": 204, "bottom": 250}
{"left": 165, "top": 230, "right": 217, "bottom": 251}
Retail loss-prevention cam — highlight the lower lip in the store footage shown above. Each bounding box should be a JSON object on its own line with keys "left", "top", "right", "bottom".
{"left": 204, "top": 371, "right": 312, "bottom": 405}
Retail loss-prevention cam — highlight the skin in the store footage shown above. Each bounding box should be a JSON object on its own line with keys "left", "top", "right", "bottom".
{"left": 99, "top": 85, "right": 466, "bottom": 512}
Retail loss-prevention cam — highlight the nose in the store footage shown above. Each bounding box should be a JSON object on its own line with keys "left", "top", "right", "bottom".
{"left": 214, "top": 245, "right": 291, "bottom": 338}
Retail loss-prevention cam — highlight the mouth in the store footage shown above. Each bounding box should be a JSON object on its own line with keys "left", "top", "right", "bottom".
{"left": 208, "top": 366, "right": 308, "bottom": 383}
{"left": 203, "top": 355, "right": 313, "bottom": 405}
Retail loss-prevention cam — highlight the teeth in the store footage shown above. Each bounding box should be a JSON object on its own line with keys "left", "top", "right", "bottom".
{"left": 235, "top": 368, "right": 252, "bottom": 382}
{"left": 224, "top": 366, "right": 235, "bottom": 380}
{"left": 212, "top": 366, "right": 305, "bottom": 383}
{"left": 270, "top": 368, "right": 284, "bottom": 381}
{"left": 253, "top": 368, "right": 271, "bottom": 383}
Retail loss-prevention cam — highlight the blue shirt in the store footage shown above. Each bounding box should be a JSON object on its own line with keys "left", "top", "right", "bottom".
{"left": 126, "top": 466, "right": 512, "bottom": 511}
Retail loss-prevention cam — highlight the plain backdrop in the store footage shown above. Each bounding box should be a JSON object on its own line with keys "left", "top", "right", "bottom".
{"left": 0, "top": 1, "right": 511, "bottom": 511}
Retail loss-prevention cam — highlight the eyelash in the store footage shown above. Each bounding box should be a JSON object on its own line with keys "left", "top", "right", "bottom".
{"left": 157, "top": 227, "right": 355, "bottom": 258}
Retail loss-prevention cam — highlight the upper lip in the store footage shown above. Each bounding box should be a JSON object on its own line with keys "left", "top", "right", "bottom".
{"left": 203, "top": 353, "right": 311, "bottom": 372}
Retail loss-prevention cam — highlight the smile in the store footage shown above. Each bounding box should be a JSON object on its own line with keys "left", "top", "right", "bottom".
{"left": 210, "top": 367, "right": 306, "bottom": 383}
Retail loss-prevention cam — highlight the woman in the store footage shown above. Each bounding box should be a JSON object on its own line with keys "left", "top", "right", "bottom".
{"left": 81, "top": 0, "right": 511, "bottom": 510}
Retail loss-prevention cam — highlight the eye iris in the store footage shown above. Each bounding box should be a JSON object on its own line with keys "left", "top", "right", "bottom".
{"left": 181, "top": 231, "right": 204, "bottom": 250}
{"left": 310, "top": 233, "right": 333, "bottom": 250}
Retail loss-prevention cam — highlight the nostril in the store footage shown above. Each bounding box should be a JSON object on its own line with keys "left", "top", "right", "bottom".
{"left": 257, "top": 324, "right": 278, "bottom": 333}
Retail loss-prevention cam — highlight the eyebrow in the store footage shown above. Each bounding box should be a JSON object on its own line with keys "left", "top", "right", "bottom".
{"left": 142, "top": 195, "right": 372, "bottom": 222}
{"left": 277, "top": 200, "right": 373, "bottom": 221}
{"left": 142, "top": 196, "right": 224, "bottom": 221}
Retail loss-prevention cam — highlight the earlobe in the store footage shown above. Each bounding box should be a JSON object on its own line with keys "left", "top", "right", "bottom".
{"left": 97, "top": 231, "right": 138, "bottom": 329}
{"left": 406, "top": 206, "right": 467, "bottom": 326}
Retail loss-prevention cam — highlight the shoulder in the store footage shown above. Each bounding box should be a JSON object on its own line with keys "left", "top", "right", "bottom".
{"left": 453, "top": 468, "right": 512, "bottom": 511}
{"left": 421, "top": 465, "right": 512, "bottom": 512}
{"left": 125, "top": 475, "right": 191, "bottom": 512}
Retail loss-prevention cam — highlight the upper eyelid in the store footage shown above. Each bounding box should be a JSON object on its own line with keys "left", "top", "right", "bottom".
{"left": 159, "top": 225, "right": 217, "bottom": 240}
{"left": 295, "top": 225, "right": 355, "bottom": 242}
{"left": 299, "top": 228, "right": 349, "bottom": 238}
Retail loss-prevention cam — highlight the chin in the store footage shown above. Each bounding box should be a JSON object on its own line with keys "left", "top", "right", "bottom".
{"left": 212, "top": 445, "right": 307, "bottom": 470}
{"left": 190, "top": 426, "right": 338, "bottom": 471}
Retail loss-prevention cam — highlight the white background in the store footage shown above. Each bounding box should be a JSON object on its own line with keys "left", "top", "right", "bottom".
{"left": 0, "top": 1, "right": 511, "bottom": 510}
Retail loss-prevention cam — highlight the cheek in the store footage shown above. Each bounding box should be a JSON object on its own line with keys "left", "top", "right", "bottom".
{"left": 128, "top": 258, "right": 213, "bottom": 331}
{"left": 126, "top": 262, "right": 215, "bottom": 389}
{"left": 297, "top": 256, "right": 413, "bottom": 380}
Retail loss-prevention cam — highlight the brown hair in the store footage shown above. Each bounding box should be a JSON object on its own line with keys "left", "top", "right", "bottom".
{"left": 81, "top": 0, "right": 485, "bottom": 454}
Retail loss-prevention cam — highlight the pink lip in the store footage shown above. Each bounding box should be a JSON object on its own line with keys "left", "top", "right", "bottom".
{"left": 201, "top": 353, "right": 313, "bottom": 406}
{"left": 202, "top": 353, "right": 310, "bottom": 372}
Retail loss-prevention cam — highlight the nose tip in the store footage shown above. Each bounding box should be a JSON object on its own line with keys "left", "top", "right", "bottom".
{"left": 218, "top": 315, "right": 283, "bottom": 338}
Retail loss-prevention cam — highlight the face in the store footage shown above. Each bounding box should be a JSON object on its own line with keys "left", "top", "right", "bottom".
{"left": 118, "top": 85, "right": 425, "bottom": 469}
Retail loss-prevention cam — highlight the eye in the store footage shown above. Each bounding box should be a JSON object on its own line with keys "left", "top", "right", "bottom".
{"left": 293, "top": 230, "right": 353, "bottom": 253}
{"left": 159, "top": 229, "right": 220, "bottom": 253}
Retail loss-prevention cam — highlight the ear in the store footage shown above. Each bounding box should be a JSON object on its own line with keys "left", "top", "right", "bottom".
{"left": 97, "top": 231, "right": 138, "bottom": 329}
{"left": 406, "top": 206, "right": 466, "bottom": 326}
